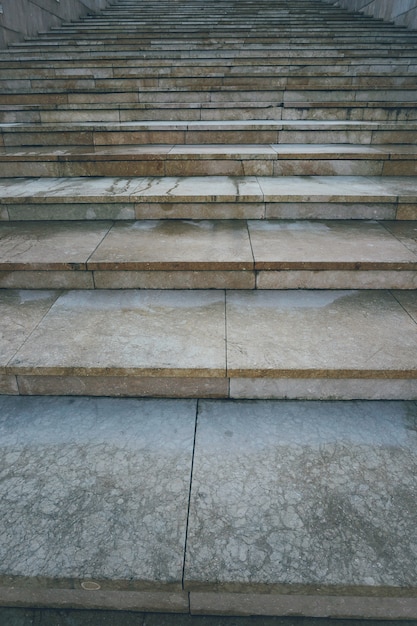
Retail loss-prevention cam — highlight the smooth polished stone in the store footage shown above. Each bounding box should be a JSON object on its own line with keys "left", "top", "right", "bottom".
{"left": 0, "top": 222, "right": 111, "bottom": 269}
{"left": 0, "top": 396, "right": 195, "bottom": 589}
{"left": 185, "top": 400, "right": 417, "bottom": 593}
{"left": 248, "top": 220, "right": 417, "bottom": 269}
{"left": 8, "top": 290, "right": 226, "bottom": 378}
{"left": 0, "top": 290, "right": 60, "bottom": 366}
{"left": 226, "top": 290, "right": 417, "bottom": 378}
{"left": 89, "top": 221, "right": 253, "bottom": 271}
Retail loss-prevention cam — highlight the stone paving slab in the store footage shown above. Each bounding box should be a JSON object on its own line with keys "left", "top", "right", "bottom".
{"left": 185, "top": 399, "right": 417, "bottom": 597}
{"left": 0, "top": 396, "right": 196, "bottom": 591}
{"left": 225, "top": 290, "right": 417, "bottom": 378}
{"left": 7, "top": 290, "right": 226, "bottom": 378}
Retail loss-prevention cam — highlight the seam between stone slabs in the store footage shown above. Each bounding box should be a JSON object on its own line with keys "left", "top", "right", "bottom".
{"left": 4, "top": 289, "right": 62, "bottom": 373}
{"left": 379, "top": 221, "right": 417, "bottom": 259}
{"left": 389, "top": 289, "right": 417, "bottom": 326}
{"left": 84, "top": 220, "right": 114, "bottom": 270}
{"left": 182, "top": 399, "right": 199, "bottom": 592}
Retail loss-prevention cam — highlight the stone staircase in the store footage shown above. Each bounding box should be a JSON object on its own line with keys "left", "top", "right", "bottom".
{"left": 1, "top": 0, "right": 417, "bottom": 618}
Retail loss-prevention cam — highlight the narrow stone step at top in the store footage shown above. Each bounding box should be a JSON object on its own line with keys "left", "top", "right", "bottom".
{"left": 2, "top": 121, "right": 417, "bottom": 148}
{"left": 0, "top": 144, "right": 415, "bottom": 177}
{"left": 1, "top": 175, "right": 416, "bottom": 221}
{"left": 1, "top": 395, "right": 417, "bottom": 617}
{"left": 0, "top": 219, "right": 416, "bottom": 291}
{"left": 1, "top": 288, "right": 417, "bottom": 399}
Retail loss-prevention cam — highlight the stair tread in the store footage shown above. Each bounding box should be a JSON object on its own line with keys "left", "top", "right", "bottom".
{"left": 1, "top": 175, "right": 416, "bottom": 203}
{"left": 0, "top": 219, "right": 416, "bottom": 272}
{"left": 1, "top": 394, "right": 417, "bottom": 606}
{"left": 2, "top": 288, "right": 417, "bottom": 380}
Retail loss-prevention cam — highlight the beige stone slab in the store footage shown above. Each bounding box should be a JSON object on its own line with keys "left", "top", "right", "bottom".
{"left": 383, "top": 161, "right": 417, "bottom": 176}
{"left": 16, "top": 375, "right": 229, "bottom": 398}
{"left": 190, "top": 592, "right": 417, "bottom": 619}
{"left": 94, "top": 270, "right": 255, "bottom": 290}
{"left": 383, "top": 221, "right": 417, "bottom": 255}
{"left": 7, "top": 203, "right": 136, "bottom": 221}
{"left": 9, "top": 290, "right": 226, "bottom": 377}
{"left": 0, "top": 222, "right": 112, "bottom": 270}
{"left": 89, "top": 220, "right": 253, "bottom": 271}
{"left": 0, "top": 271, "right": 94, "bottom": 289}
{"left": 376, "top": 177, "right": 417, "bottom": 202}
{"left": 135, "top": 202, "right": 265, "bottom": 220}
{"left": 397, "top": 204, "right": 417, "bottom": 220}
{"left": 130, "top": 175, "right": 263, "bottom": 203}
{"left": 273, "top": 160, "right": 384, "bottom": 177}
{"left": 229, "top": 378, "right": 417, "bottom": 400}
{"left": 257, "top": 175, "right": 397, "bottom": 202}
{"left": 226, "top": 290, "right": 417, "bottom": 378}
{"left": 165, "top": 159, "right": 274, "bottom": 177}
{"left": 0, "top": 374, "right": 18, "bottom": 395}
{"left": 0, "top": 290, "right": 60, "bottom": 366}
{"left": 248, "top": 220, "right": 417, "bottom": 270}
{"left": 271, "top": 144, "right": 391, "bottom": 159}
{"left": 0, "top": 588, "right": 189, "bottom": 612}
{"left": 265, "top": 202, "right": 396, "bottom": 220}
{"left": 256, "top": 270, "right": 417, "bottom": 290}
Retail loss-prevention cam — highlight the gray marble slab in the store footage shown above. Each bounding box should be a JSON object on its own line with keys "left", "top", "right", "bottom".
{"left": 0, "top": 396, "right": 196, "bottom": 590}
{"left": 185, "top": 400, "right": 417, "bottom": 594}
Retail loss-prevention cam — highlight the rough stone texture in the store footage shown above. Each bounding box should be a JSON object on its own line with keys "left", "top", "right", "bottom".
{"left": 226, "top": 290, "right": 417, "bottom": 378}
{"left": 0, "top": 0, "right": 110, "bottom": 48}
{"left": 0, "top": 396, "right": 195, "bottom": 589}
{"left": 185, "top": 400, "right": 417, "bottom": 595}
{"left": 318, "top": 0, "right": 417, "bottom": 31}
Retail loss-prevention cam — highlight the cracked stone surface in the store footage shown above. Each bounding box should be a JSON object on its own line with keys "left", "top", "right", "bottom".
{"left": 0, "top": 396, "right": 196, "bottom": 589}
{"left": 185, "top": 399, "right": 417, "bottom": 594}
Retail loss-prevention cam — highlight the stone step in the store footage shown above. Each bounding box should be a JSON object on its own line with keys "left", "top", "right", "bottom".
{"left": 1, "top": 175, "right": 416, "bottom": 221}
{"left": 2, "top": 103, "right": 415, "bottom": 124}
{"left": 1, "top": 288, "right": 417, "bottom": 399}
{"left": 2, "top": 121, "right": 416, "bottom": 147}
{"left": 0, "top": 61, "right": 415, "bottom": 78}
{"left": 0, "top": 144, "right": 415, "bottom": 178}
{"left": 1, "top": 219, "right": 416, "bottom": 291}
{"left": 0, "top": 395, "right": 417, "bottom": 617}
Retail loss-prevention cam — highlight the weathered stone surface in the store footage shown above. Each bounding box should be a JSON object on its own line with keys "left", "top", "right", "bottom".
{"left": 185, "top": 400, "right": 417, "bottom": 594}
{"left": 0, "top": 396, "right": 195, "bottom": 589}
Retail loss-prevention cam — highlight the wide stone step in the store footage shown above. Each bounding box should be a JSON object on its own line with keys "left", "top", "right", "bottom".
{"left": 2, "top": 120, "right": 416, "bottom": 147}
{"left": 1, "top": 288, "right": 417, "bottom": 399}
{"left": 0, "top": 144, "right": 415, "bottom": 177}
{"left": 3, "top": 75, "right": 416, "bottom": 94}
{"left": 1, "top": 219, "right": 416, "bottom": 290}
{"left": 1, "top": 175, "right": 416, "bottom": 221}
{"left": 2, "top": 102, "right": 416, "bottom": 124}
{"left": 0, "top": 395, "right": 417, "bottom": 617}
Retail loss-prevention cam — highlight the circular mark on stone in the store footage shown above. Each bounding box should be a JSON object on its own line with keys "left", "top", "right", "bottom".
{"left": 81, "top": 581, "right": 101, "bottom": 591}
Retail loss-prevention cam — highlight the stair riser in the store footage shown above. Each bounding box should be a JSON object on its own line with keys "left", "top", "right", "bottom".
{"left": 0, "top": 158, "right": 415, "bottom": 178}
{"left": 1, "top": 269, "right": 416, "bottom": 291}
{"left": 2, "top": 129, "right": 416, "bottom": 147}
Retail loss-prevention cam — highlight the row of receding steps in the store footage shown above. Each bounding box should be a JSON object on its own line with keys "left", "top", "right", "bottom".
{"left": 1, "top": 0, "right": 417, "bottom": 620}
